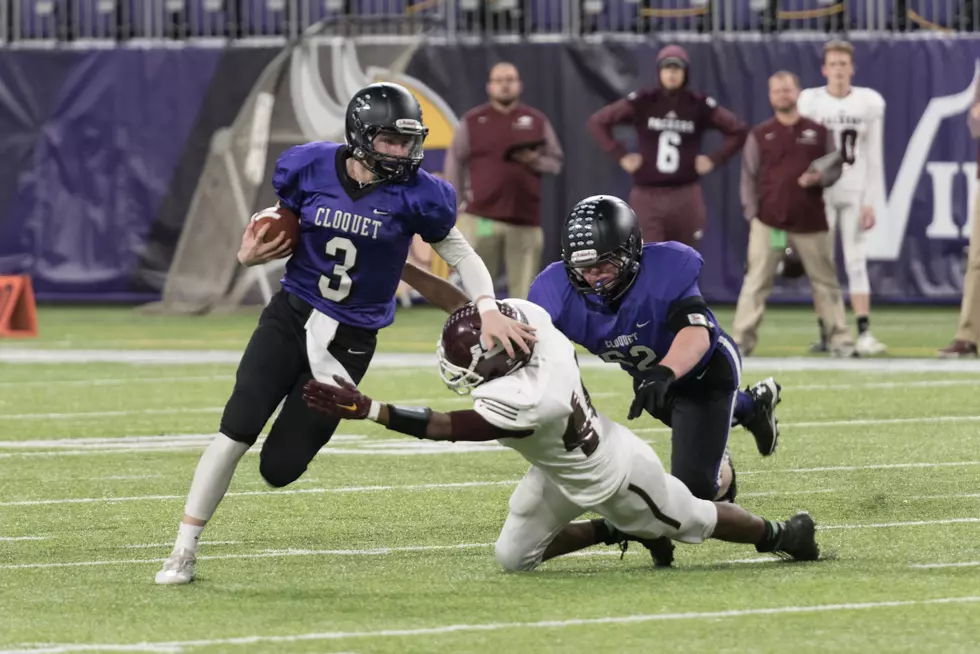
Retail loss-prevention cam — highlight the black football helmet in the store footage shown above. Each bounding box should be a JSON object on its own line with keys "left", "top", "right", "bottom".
{"left": 345, "top": 82, "right": 428, "bottom": 183}
{"left": 560, "top": 195, "right": 643, "bottom": 305}
{"left": 437, "top": 301, "right": 534, "bottom": 395}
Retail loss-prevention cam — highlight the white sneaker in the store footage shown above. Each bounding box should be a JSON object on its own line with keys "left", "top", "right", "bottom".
{"left": 155, "top": 547, "right": 196, "bottom": 585}
{"left": 856, "top": 331, "right": 887, "bottom": 356}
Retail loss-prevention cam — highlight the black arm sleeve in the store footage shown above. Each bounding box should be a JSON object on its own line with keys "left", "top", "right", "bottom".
{"left": 665, "top": 295, "right": 714, "bottom": 334}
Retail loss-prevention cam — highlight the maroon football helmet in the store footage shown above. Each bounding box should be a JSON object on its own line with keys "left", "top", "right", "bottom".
{"left": 437, "top": 301, "right": 534, "bottom": 395}
{"left": 776, "top": 247, "right": 806, "bottom": 279}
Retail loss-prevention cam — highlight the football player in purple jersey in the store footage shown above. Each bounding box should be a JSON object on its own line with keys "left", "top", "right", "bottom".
{"left": 155, "top": 82, "right": 534, "bottom": 586}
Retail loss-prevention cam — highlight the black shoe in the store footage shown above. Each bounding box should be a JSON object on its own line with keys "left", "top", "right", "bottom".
{"left": 757, "top": 511, "right": 820, "bottom": 561}
{"left": 603, "top": 524, "right": 675, "bottom": 568}
{"left": 743, "top": 377, "right": 781, "bottom": 456}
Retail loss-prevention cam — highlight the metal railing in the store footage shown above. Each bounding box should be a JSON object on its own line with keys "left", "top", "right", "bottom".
{"left": 2, "top": 1, "right": 979, "bottom": 45}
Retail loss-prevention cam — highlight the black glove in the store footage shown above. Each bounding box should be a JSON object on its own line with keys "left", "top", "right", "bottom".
{"left": 628, "top": 365, "right": 676, "bottom": 420}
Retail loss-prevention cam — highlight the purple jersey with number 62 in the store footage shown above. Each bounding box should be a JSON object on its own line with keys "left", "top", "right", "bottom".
{"left": 529, "top": 242, "right": 740, "bottom": 389}
{"left": 274, "top": 141, "right": 457, "bottom": 330}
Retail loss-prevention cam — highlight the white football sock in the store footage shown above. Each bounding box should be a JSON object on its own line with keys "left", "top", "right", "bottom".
{"left": 183, "top": 433, "right": 250, "bottom": 524}
{"left": 175, "top": 523, "right": 205, "bottom": 553}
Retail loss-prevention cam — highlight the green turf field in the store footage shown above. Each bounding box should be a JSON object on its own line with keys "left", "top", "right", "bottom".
{"left": 1, "top": 304, "right": 979, "bottom": 653}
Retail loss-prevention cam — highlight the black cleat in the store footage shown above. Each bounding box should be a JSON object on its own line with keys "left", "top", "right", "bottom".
{"left": 742, "top": 377, "right": 781, "bottom": 456}
{"left": 758, "top": 511, "right": 820, "bottom": 561}
{"left": 603, "top": 523, "right": 675, "bottom": 568}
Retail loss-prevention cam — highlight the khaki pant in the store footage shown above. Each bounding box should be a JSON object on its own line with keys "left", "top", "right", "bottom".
{"left": 457, "top": 213, "right": 544, "bottom": 300}
{"left": 732, "top": 219, "right": 853, "bottom": 354}
{"left": 955, "top": 194, "right": 980, "bottom": 344}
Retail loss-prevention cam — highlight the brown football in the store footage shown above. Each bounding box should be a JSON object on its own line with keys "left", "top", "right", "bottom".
{"left": 251, "top": 206, "right": 300, "bottom": 245}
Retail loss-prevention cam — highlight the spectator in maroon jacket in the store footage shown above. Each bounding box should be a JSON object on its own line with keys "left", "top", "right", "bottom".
{"left": 732, "top": 71, "right": 855, "bottom": 358}
{"left": 587, "top": 45, "right": 748, "bottom": 247}
{"left": 444, "top": 62, "right": 564, "bottom": 300}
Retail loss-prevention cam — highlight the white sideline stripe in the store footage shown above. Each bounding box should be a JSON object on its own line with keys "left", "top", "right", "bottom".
{"left": 907, "top": 493, "right": 980, "bottom": 500}
{"left": 3, "top": 375, "right": 977, "bottom": 393}
{"left": 0, "top": 536, "right": 49, "bottom": 542}
{"left": 0, "top": 543, "right": 490, "bottom": 570}
{"left": 2, "top": 596, "right": 979, "bottom": 653}
{"left": 0, "top": 408, "right": 225, "bottom": 421}
{"left": 9, "top": 411, "right": 980, "bottom": 454}
{"left": 634, "top": 415, "right": 980, "bottom": 434}
{"left": 822, "top": 518, "right": 980, "bottom": 530}
{"left": 0, "top": 434, "right": 367, "bottom": 450}
{"left": 5, "top": 517, "right": 980, "bottom": 570}
{"left": 740, "top": 461, "right": 980, "bottom": 475}
{"left": 2, "top": 393, "right": 623, "bottom": 422}
{"left": 122, "top": 541, "right": 240, "bottom": 549}
{"left": 92, "top": 475, "right": 163, "bottom": 481}
{"left": 0, "top": 375, "right": 235, "bottom": 389}
{"left": 0, "top": 482, "right": 827, "bottom": 509}
{"left": 0, "top": 480, "right": 519, "bottom": 507}
{"left": 7, "top": 348, "right": 980, "bottom": 372}
{"left": 791, "top": 379, "right": 980, "bottom": 390}
{"left": 911, "top": 561, "right": 980, "bottom": 569}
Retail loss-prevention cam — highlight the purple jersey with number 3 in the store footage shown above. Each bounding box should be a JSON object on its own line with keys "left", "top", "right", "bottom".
{"left": 529, "top": 242, "right": 739, "bottom": 388}
{"left": 274, "top": 141, "right": 456, "bottom": 330}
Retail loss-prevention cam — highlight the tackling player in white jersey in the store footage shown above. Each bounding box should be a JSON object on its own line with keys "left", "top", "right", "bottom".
{"left": 798, "top": 40, "right": 887, "bottom": 356}
{"left": 302, "top": 300, "right": 820, "bottom": 570}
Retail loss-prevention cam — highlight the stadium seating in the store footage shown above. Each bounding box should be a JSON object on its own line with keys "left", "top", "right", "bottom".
{"left": 0, "top": 0, "right": 978, "bottom": 43}
{"left": 74, "top": 0, "right": 116, "bottom": 39}
{"left": 17, "top": 0, "right": 64, "bottom": 40}
{"left": 241, "top": 0, "right": 289, "bottom": 38}
{"left": 187, "top": 0, "right": 232, "bottom": 37}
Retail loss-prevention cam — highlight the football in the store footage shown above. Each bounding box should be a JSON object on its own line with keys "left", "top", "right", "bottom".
{"left": 251, "top": 206, "right": 300, "bottom": 246}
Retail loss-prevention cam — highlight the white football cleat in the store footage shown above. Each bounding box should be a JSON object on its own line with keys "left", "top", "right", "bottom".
{"left": 855, "top": 331, "right": 887, "bottom": 356}
{"left": 155, "top": 548, "right": 196, "bottom": 585}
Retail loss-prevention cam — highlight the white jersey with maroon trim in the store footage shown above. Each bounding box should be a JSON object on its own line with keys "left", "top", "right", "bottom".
{"left": 797, "top": 85, "right": 886, "bottom": 207}
{"left": 471, "top": 299, "right": 631, "bottom": 507}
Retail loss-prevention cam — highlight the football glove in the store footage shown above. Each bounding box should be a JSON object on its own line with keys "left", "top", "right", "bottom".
{"left": 303, "top": 375, "right": 373, "bottom": 420}
{"left": 628, "top": 365, "right": 675, "bottom": 420}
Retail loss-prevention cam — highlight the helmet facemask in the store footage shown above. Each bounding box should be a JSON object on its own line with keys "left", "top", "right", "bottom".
{"left": 564, "top": 236, "right": 642, "bottom": 306}
{"left": 351, "top": 118, "right": 428, "bottom": 183}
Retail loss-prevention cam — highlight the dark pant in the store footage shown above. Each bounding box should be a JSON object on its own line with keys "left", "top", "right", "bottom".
{"left": 629, "top": 182, "right": 706, "bottom": 247}
{"left": 219, "top": 290, "right": 377, "bottom": 488}
{"left": 640, "top": 382, "right": 735, "bottom": 501}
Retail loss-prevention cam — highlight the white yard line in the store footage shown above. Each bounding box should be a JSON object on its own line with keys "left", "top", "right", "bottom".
{"left": 1, "top": 596, "right": 978, "bottom": 653}
{"left": 0, "top": 480, "right": 519, "bottom": 508}
{"left": 0, "top": 376, "right": 235, "bottom": 389}
{"left": 6, "top": 349, "right": 980, "bottom": 373}
{"left": 633, "top": 415, "right": 980, "bottom": 434}
{"left": 0, "top": 543, "right": 491, "bottom": 570}
{"left": 2, "top": 394, "right": 628, "bottom": 422}
{"left": 0, "top": 536, "right": 49, "bottom": 542}
{"left": 121, "top": 541, "right": 240, "bottom": 549}
{"left": 4, "top": 517, "right": 980, "bottom": 570}
{"left": 7, "top": 410, "right": 980, "bottom": 456}
{"left": 910, "top": 561, "right": 980, "bottom": 569}
{"left": 906, "top": 493, "right": 980, "bottom": 500}
{"left": 822, "top": 518, "right": 980, "bottom": 530}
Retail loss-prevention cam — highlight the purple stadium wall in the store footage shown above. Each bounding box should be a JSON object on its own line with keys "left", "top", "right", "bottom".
{"left": 0, "top": 39, "right": 975, "bottom": 304}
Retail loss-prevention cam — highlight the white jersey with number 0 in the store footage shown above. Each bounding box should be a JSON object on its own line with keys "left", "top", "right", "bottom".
{"left": 471, "top": 299, "right": 631, "bottom": 507}
{"left": 797, "top": 85, "right": 886, "bottom": 207}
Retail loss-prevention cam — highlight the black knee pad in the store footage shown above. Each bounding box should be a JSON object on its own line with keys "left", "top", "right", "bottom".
{"left": 258, "top": 451, "right": 308, "bottom": 488}
{"left": 219, "top": 389, "right": 274, "bottom": 447}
